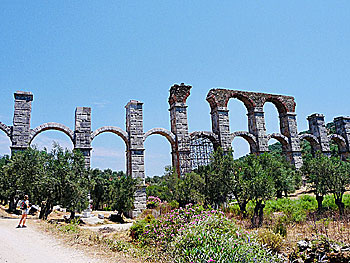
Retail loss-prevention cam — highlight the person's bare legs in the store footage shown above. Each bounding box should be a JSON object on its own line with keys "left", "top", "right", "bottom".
{"left": 17, "top": 214, "right": 25, "bottom": 227}
{"left": 17, "top": 213, "right": 27, "bottom": 227}
{"left": 22, "top": 213, "right": 27, "bottom": 227}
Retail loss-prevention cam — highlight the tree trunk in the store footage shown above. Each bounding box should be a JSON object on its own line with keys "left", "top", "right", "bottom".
{"left": 315, "top": 195, "right": 323, "bottom": 213}
{"left": 70, "top": 211, "right": 75, "bottom": 220}
{"left": 238, "top": 200, "right": 248, "bottom": 218}
{"left": 39, "top": 201, "right": 53, "bottom": 220}
{"left": 8, "top": 195, "right": 16, "bottom": 213}
{"left": 258, "top": 202, "right": 265, "bottom": 227}
{"left": 276, "top": 190, "right": 283, "bottom": 199}
{"left": 251, "top": 201, "right": 262, "bottom": 228}
{"left": 334, "top": 195, "right": 344, "bottom": 216}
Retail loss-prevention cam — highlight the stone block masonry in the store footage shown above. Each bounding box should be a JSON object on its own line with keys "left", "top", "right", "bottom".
{"left": 1, "top": 84, "right": 349, "bottom": 217}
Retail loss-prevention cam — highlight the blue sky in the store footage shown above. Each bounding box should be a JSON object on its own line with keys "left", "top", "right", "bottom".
{"left": 1, "top": 1, "right": 350, "bottom": 176}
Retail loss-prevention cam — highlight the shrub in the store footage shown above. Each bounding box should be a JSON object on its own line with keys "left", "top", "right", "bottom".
{"left": 168, "top": 200, "right": 179, "bottom": 209}
{"left": 226, "top": 203, "right": 241, "bottom": 217}
{"left": 138, "top": 204, "right": 221, "bottom": 245}
{"left": 258, "top": 229, "right": 284, "bottom": 253}
{"left": 272, "top": 215, "right": 288, "bottom": 237}
{"left": 146, "top": 196, "right": 161, "bottom": 209}
{"left": 131, "top": 203, "right": 284, "bottom": 262}
{"left": 264, "top": 195, "right": 317, "bottom": 223}
{"left": 171, "top": 216, "right": 282, "bottom": 263}
{"left": 130, "top": 219, "right": 148, "bottom": 241}
{"left": 344, "top": 194, "right": 350, "bottom": 209}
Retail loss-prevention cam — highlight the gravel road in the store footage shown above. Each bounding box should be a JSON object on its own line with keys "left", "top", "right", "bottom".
{"left": 0, "top": 218, "right": 108, "bottom": 263}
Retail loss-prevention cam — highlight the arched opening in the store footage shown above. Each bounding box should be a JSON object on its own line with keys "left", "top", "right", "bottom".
{"left": 231, "top": 137, "right": 251, "bottom": 159}
{"left": 230, "top": 132, "right": 257, "bottom": 159}
{"left": 90, "top": 132, "right": 127, "bottom": 172}
{"left": 0, "top": 132, "right": 11, "bottom": 157}
{"left": 30, "top": 130, "right": 74, "bottom": 151}
{"left": 264, "top": 102, "right": 281, "bottom": 136}
{"left": 267, "top": 134, "right": 290, "bottom": 156}
{"left": 268, "top": 138, "right": 282, "bottom": 154}
{"left": 144, "top": 135, "right": 173, "bottom": 177}
{"left": 329, "top": 134, "right": 348, "bottom": 160}
{"left": 299, "top": 134, "right": 320, "bottom": 157}
{"left": 227, "top": 98, "right": 249, "bottom": 133}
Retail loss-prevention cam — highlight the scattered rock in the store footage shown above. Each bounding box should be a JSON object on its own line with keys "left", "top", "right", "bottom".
{"left": 98, "top": 213, "right": 104, "bottom": 219}
{"left": 98, "top": 227, "right": 115, "bottom": 234}
{"left": 297, "top": 240, "right": 311, "bottom": 251}
{"left": 80, "top": 216, "right": 104, "bottom": 225}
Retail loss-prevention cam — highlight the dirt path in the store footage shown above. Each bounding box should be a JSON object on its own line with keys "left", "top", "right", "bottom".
{"left": 0, "top": 218, "right": 109, "bottom": 263}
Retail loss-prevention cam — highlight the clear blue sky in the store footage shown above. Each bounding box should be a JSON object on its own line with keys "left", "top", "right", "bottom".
{"left": 1, "top": 1, "right": 350, "bottom": 176}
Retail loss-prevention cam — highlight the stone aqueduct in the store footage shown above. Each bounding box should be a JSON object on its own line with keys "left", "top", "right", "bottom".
{"left": 1, "top": 84, "right": 350, "bottom": 216}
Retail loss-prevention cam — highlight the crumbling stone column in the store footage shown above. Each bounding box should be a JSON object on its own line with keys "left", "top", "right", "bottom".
{"left": 126, "top": 100, "right": 146, "bottom": 217}
{"left": 334, "top": 116, "right": 350, "bottom": 160}
{"left": 307, "top": 113, "right": 331, "bottom": 156}
{"left": 11, "top": 91, "right": 33, "bottom": 153}
{"left": 74, "top": 107, "right": 92, "bottom": 168}
{"left": 210, "top": 105, "right": 231, "bottom": 151}
{"left": 247, "top": 106, "right": 268, "bottom": 153}
{"left": 206, "top": 90, "right": 231, "bottom": 152}
{"left": 168, "top": 83, "right": 192, "bottom": 176}
{"left": 280, "top": 112, "right": 303, "bottom": 168}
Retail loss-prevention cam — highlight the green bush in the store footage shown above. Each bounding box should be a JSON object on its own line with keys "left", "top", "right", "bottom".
{"left": 272, "top": 215, "right": 288, "bottom": 237}
{"left": 170, "top": 216, "right": 282, "bottom": 263}
{"left": 168, "top": 200, "right": 179, "bottom": 209}
{"left": 322, "top": 195, "right": 338, "bottom": 210}
{"left": 264, "top": 195, "right": 318, "bottom": 223}
{"left": 226, "top": 203, "right": 241, "bottom": 216}
{"left": 258, "top": 229, "right": 284, "bottom": 253}
{"left": 344, "top": 194, "right": 350, "bottom": 209}
{"left": 130, "top": 219, "right": 148, "bottom": 241}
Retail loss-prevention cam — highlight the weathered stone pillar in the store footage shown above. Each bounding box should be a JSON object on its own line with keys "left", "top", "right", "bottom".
{"left": 125, "top": 100, "right": 146, "bottom": 217}
{"left": 210, "top": 106, "right": 231, "bottom": 151}
{"left": 168, "top": 83, "right": 192, "bottom": 176}
{"left": 280, "top": 112, "right": 303, "bottom": 168}
{"left": 307, "top": 113, "right": 331, "bottom": 156}
{"left": 334, "top": 116, "right": 350, "bottom": 160}
{"left": 247, "top": 106, "right": 268, "bottom": 153}
{"left": 74, "top": 107, "right": 92, "bottom": 168}
{"left": 11, "top": 91, "right": 33, "bottom": 153}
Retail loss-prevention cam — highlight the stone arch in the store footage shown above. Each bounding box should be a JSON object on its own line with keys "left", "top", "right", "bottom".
{"left": 267, "top": 133, "right": 291, "bottom": 151}
{"left": 91, "top": 126, "right": 129, "bottom": 146}
{"left": 229, "top": 131, "right": 258, "bottom": 153}
{"left": 143, "top": 128, "right": 175, "bottom": 147}
{"left": 29, "top": 122, "right": 75, "bottom": 144}
{"left": 229, "top": 92, "right": 255, "bottom": 112}
{"left": 189, "top": 131, "right": 219, "bottom": 148}
{"left": 0, "top": 121, "right": 11, "bottom": 138}
{"left": 206, "top": 89, "right": 255, "bottom": 112}
{"left": 328, "top": 134, "right": 348, "bottom": 154}
{"left": 263, "top": 97, "right": 289, "bottom": 115}
{"left": 299, "top": 134, "right": 320, "bottom": 154}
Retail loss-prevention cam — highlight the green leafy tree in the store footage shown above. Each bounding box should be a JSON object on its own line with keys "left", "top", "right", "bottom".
{"left": 175, "top": 172, "right": 205, "bottom": 206}
{"left": 90, "top": 168, "right": 114, "bottom": 210}
{"left": 109, "top": 173, "right": 137, "bottom": 216}
{"left": 40, "top": 144, "right": 89, "bottom": 219}
{"left": 0, "top": 155, "right": 10, "bottom": 205}
{"left": 302, "top": 153, "right": 333, "bottom": 212}
{"left": 326, "top": 157, "right": 350, "bottom": 215}
{"left": 2, "top": 148, "right": 47, "bottom": 212}
{"left": 261, "top": 153, "right": 301, "bottom": 198}
{"left": 203, "top": 147, "right": 235, "bottom": 208}
{"left": 241, "top": 153, "right": 276, "bottom": 227}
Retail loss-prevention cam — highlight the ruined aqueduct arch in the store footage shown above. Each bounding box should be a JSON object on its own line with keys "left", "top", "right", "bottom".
{"left": 1, "top": 86, "right": 350, "bottom": 216}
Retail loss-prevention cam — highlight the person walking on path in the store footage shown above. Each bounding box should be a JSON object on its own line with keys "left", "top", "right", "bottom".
{"left": 17, "top": 195, "right": 30, "bottom": 228}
